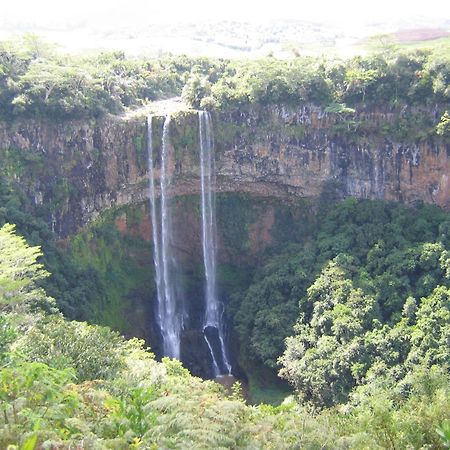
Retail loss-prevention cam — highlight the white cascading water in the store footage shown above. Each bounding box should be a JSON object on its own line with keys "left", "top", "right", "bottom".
{"left": 199, "top": 111, "right": 232, "bottom": 376}
{"left": 147, "top": 115, "right": 163, "bottom": 334}
{"left": 148, "top": 115, "right": 182, "bottom": 359}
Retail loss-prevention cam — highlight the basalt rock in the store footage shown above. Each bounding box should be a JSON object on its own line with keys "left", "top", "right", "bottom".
{"left": 0, "top": 103, "right": 448, "bottom": 238}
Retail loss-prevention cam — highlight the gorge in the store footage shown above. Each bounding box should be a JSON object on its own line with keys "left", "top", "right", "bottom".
{"left": 1, "top": 22, "right": 449, "bottom": 447}
{"left": 0, "top": 101, "right": 448, "bottom": 379}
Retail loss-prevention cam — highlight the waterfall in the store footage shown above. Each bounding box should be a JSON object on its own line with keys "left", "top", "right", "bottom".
{"left": 199, "top": 111, "right": 232, "bottom": 376}
{"left": 148, "top": 115, "right": 182, "bottom": 359}
{"left": 148, "top": 115, "right": 163, "bottom": 334}
{"left": 148, "top": 112, "right": 230, "bottom": 375}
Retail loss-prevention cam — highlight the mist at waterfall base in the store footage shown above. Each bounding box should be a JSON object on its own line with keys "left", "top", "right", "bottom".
{"left": 147, "top": 112, "right": 232, "bottom": 378}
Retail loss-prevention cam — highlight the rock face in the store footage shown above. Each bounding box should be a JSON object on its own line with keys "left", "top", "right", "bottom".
{"left": 214, "top": 105, "right": 449, "bottom": 209}
{"left": 0, "top": 104, "right": 448, "bottom": 237}
{"left": 0, "top": 116, "right": 148, "bottom": 236}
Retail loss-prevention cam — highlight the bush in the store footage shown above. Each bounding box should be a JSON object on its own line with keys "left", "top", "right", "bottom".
{"left": 15, "top": 315, "right": 131, "bottom": 381}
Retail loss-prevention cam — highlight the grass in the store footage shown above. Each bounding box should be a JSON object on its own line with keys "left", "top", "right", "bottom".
{"left": 247, "top": 374, "right": 292, "bottom": 406}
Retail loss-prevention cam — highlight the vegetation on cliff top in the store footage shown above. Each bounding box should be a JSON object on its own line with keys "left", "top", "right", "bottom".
{"left": 0, "top": 35, "right": 216, "bottom": 119}
{"left": 182, "top": 43, "right": 449, "bottom": 116}
{"left": 0, "top": 34, "right": 449, "bottom": 123}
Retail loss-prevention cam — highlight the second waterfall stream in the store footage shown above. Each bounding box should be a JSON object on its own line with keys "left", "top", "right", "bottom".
{"left": 148, "top": 115, "right": 183, "bottom": 359}
{"left": 147, "top": 111, "right": 231, "bottom": 376}
{"left": 199, "top": 111, "right": 232, "bottom": 376}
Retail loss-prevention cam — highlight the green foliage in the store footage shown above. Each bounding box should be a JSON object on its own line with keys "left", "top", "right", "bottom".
{"left": 0, "top": 316, "right": 16, "bottom": 363}
{"left": 182, "top": 73, "right": 212, "bottom": 108}
{"left": 280, "top": 263, "right": 449, "bottom": 408}
{"left": 206, "top": 57, "right": 333, "bottom": 109}
{"left": 275, "top": 199, "right": 449, "bottom": 408}
{"left": 0, "top": 174, "right": 90, "bottom": 317}
{"left": 407, "top": 285, "right": 450, "bottom": 367}
{"left": 170, "top": 110, "right": 201, "bottom": 163}
{"left": 0, "top": 223, "right": 49, "bottom": 306}
{"left": 437, "top": 420, "right": 450, "bottom": 448}
{"left": 324, "top": 102, "right": 356, "bottom": 114}
{"left": 0, "top": 172, "right": 154, "bottom": 326}
{"left": 235, "top": 247, "right": 314, "bottom": 370}
{"left": 345, "top": 366, "right": 450, "bottom": 449}
{"left": 279, "top": 257, "right": 379, "bottom": 406}
{"left": 0, "top": 219, "right": 448, "bottom": 448}
{"left": 15, "top": 315, "right": 131, "bottom": 382}
{"left": 436, "top": 110, "right": 450, "bottom": 136}
{"left": 179, "top": 47, "right": 449, "bottom": 111}
{"left": 216, "top": 193, "right": 255, "bottom": 258}
{"left": 64, "top": 213, "right": 154, "bottom": 330}
{"left": 0, "top": 35, "right": 214, "bottom": 119}
{"left": 233, "top": 199, "right": 449, "bottom": 403}
{"left": 0, "top": 362, "right": 79, "bottom": 447}
{"left": 2, "top": 35, "right": 448, "bottom": 119}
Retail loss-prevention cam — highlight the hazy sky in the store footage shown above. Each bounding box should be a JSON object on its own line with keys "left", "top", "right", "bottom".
{"left": 3, "top": 0, "right": 450, "bottom": 25}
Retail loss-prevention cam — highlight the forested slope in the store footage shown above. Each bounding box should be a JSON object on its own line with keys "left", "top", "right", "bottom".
{"left": 0, "top": 222, "right": 449, "bottom": 448}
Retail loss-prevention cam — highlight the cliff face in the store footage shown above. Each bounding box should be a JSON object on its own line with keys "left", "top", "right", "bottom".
{"left": 0, "top": 104, "right": 448, "bottom": 237}
{"left": 0, "top": 117, "right": 148, "bottom": 236}
{"left": 214, "top": 105, "right": 449, "bottom": 208}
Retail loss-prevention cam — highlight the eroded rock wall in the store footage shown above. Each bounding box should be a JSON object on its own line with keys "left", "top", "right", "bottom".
{"left": 0, "top": 116, "right": 148, "bottom": 236}
{"left": 0, "top": 104, "right": 448, "bottom": 237}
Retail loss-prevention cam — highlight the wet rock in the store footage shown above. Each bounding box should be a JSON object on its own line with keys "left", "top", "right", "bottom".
{"left": 180, "top": 329, "right": 215, "bottom": 379}
{"left": 0, "top": 104, "right": 447, "bottom": 240}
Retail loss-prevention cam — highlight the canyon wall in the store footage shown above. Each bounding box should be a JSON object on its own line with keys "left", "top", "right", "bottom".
{"left": 1, "top": 103, "right": 448, "bottom": 378}
{"left": 0, "top": 104, "right": 448, "bottom": 237}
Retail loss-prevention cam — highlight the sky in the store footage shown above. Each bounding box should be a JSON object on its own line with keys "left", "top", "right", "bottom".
{"left": 3, "top": 0, "right": 450, "bottom": 26}
{"left": 1, "top": 0, "right": 448, "bottom": 57}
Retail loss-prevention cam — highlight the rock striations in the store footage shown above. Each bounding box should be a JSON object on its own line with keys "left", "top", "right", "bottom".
{"left": 0, "top": 104, "right": 447, "bottom": 237}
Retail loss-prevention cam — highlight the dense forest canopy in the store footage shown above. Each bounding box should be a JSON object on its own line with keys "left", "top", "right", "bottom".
{"left": 0, "top": 218, "right": 449, "bottom": 448}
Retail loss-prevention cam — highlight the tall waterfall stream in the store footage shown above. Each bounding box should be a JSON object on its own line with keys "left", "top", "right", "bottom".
{"left": 148, "top": 115, "right": 183, "bottom": 359}
{"left": 148, "top": 112, "right": 231, "bottom": 376}
{"left": 199, "top": 111, "right": 232, "bottom": 376}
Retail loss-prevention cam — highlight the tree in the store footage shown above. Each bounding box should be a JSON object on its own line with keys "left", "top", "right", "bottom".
{"left": 279, "top": 249, "right": 449, "bottom": 408}
{"left": 344, "top": 66, "right": 378, "bottom": 102}
{"left": 407, "top": 286, "right": 450, "bottom": 368}
{"left": 0, "top": 223, "right": 49, "bottom": 305}
{"left": 436, "top": 111, "right": 450, "bottom": 137}
{"left": 279, "top": 257, "right": 380, "bottom": 407}
{"left": 16, "top": 315, "right": 130, "bottom": 382}
{"left": 181, "top": 73, "right": 211, "bottom": 108}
